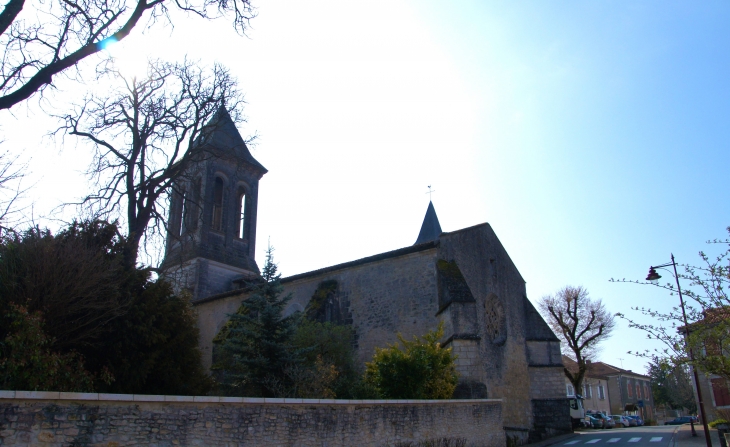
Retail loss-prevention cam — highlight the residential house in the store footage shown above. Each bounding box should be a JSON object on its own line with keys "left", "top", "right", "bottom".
{"left": 563, "top": 355, "right": 655, "bottom": 420}
{"left": 562, "top": 356, "right": 611, "bottom": 415}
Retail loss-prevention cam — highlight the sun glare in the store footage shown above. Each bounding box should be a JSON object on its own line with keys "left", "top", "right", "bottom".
{"left": 102, "top": 35, "right": 150, "bottom": 80}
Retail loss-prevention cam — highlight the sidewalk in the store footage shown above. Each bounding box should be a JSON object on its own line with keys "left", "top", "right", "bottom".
{"left": 676, "top": 424, "right": 721, "bottom": 447}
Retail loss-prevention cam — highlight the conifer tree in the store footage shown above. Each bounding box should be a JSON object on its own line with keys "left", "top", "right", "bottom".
{"left": 213, "top": 247, "right": 304, "bottom": 397}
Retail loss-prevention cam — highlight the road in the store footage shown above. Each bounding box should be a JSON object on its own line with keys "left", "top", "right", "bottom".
{"left": 564, "top": 426, "right": 679, "bottom": 447}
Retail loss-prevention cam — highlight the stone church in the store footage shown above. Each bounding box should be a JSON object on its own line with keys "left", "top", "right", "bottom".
{"left": 161, "top": 108, "right": 571, "bottom": 442}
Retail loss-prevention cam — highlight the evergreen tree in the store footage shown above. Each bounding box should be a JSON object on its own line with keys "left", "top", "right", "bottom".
{"left": 648, "top": 356, "right": 696, "bottom": 414}
{"left": 213, "top": 247, "right": 305, "bottom": 397}
{"left": 0, "top": 220, "right": 213, "bottom": 394}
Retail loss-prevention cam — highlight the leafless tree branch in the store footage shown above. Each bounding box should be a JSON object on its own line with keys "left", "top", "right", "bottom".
{"left": 540, "top": 285, "right": 615, "bottom": 392}
{"left": 54, "top": 58, "right": 246, "bottom": 268}
{"left": 0, "top": 0, "right": 254, "bottom": 110}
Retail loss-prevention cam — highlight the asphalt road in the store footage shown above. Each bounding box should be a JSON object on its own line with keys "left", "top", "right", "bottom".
{"left": 565, "top": 426, "right": 679, "bottom": 447}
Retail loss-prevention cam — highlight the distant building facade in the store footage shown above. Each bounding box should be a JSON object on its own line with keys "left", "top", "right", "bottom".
{"left": 562, "top": 356, "right": 655, "bottom": 420}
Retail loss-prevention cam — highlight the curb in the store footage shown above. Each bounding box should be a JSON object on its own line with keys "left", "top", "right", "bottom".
{"left": 527, "top": 432, "right": 580, "bottom": 447}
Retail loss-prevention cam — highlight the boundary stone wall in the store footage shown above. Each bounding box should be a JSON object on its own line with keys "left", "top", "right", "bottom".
{"left": 0, "top": 392, "right": 504, "bottom": 447}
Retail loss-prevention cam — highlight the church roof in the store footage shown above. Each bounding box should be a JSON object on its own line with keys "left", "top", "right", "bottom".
{"left": 414, "top": 201, "right": 443, "bottom": 245}
{"left": 202, "top": 106, "right": 267, "bottom": 174}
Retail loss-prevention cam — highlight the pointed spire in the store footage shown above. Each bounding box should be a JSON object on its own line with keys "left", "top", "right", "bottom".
{"left": 414, "top": 201, "right": 442, "bottom": 245}
{"left": 200, "top": 106, "right": 267, "bottom": 174}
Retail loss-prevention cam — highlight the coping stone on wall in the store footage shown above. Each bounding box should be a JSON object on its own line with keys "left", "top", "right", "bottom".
{"left": 0, "top": 391, "right": 503, "bottom": 406}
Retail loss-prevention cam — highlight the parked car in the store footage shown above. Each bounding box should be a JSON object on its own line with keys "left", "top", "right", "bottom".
{"left": 612, "top": 415, "right": 631, "bottom": 427}
{"left": 626, "top": 417, "right": 638, "bottom": 427}
{"left": 595, "top": 413, "right": 616, "bottom": 428}
{"left": 585, "top": 415, "right": 605, "bottom": 429}
{"left": 628, "top": 416, "right": 644, "bottom": 426}
{"left": 665, "top": 416, "right": 695, "bottom": 425}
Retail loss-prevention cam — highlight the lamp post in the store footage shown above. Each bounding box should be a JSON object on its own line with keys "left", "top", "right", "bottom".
{"left": 647, "top": 254, "right": 712, "bottom": 447}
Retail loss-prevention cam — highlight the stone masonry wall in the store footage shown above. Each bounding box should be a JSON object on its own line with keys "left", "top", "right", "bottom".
{"left": 528, "top": 367, "right": 566, "bottom": 400}
{"left": 279, "top": 248, "right": 440, "bottom": 366}
{"left": 0, "top": 392, "right": 504, "bottom": 447}
{"left": 450, "top": 340, "right": 482, "bottom": 383}
{"left": 194, "top": 247, "right": 440, "bottom": 371}
{"left": 529, "top": 398, "right": 572, "bottom": 443}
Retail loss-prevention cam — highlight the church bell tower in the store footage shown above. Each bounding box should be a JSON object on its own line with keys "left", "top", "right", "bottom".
{"left": 161, "top": 107, "right": 267, "bottom": 301}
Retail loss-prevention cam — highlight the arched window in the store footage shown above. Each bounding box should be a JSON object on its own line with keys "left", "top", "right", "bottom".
{"left": 183, "top": 178, "right": 201, "bottom": 233}
{"left": 173, "top": 190, "right": 185, "bottom": 236}
{"left": 236, "top": 186, "right": 246, "bottom": 239}
{"left": 212, "top": 177, "right": 224, "bottom": 231}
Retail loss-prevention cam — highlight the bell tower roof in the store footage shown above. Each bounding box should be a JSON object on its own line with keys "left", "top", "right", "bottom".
{"left": 414, "top": 201, "right": 442, "bottom": 245}
{"left": 203, "top": 106, "right": 267, "bottom": 176}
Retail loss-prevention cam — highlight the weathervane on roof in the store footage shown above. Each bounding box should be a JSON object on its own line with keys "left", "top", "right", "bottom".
{"left": 425, "top": 185, "right": 436, "bottom": 202}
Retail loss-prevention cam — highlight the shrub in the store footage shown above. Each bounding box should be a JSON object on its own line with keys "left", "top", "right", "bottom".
{"left": 364, "top": 322, "right": 458, "bottom": 399}
{"left": 292, "top": 319, "right": 361, "bottom": 398}
{"left": 0, "top": 304, "right": 96, "bottom": 391}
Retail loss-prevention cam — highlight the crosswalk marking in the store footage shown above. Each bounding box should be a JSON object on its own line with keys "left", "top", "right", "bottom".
{"left": 565, "top": 436, "right": 667, "bottom": 445}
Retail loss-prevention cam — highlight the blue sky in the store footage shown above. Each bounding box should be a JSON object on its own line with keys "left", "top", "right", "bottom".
{"left": 3, "top": 0, "right": 729, "bottom": 374}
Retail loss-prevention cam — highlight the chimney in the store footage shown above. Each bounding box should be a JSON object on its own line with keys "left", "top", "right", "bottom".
{"left": 586, "top": 360, "right": 592, "bottom": 364}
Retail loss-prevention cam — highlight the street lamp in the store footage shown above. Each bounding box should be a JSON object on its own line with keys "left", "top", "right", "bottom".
{"left": 647, "top": 254, "right": 712, "bottom": 447}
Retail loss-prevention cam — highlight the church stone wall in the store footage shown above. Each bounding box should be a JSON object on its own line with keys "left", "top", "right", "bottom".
{"left": 195, "top": 291, "right": 249, "bottom": 370}
{"left": 525, "top": 341, "right": 562, "bottom": 367}
{"left": 281, "top": 248, "right": 440, "bottom": 365}
{"left": 0, "top": 393, "right": 505, "bottom": 447}
{"left": 528, "top": 367, "right": 566, "bottom": 400}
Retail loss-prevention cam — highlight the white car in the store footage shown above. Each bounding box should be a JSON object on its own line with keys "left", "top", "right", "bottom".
{"left": 611, "top": 415, "right": 631, "bottom": 427}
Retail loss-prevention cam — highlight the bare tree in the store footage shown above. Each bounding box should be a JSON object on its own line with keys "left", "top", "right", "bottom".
{"left": 0, "top": 0, "right": 254, "bottom": 111}
{"left": 56, "top": 59, "right": 245, "bottom": 268}
{"left": 0, "top": 150, "right": 28, "bottom": 230}
{"left": 538, "top": 285, "right": 616, "bottom": 393}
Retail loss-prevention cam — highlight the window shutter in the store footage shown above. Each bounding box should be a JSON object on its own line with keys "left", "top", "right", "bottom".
{"left": 711, "top": 378, "right": 730, "bottom": 407}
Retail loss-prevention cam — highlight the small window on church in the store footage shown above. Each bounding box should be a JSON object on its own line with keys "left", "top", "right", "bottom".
{"left": 236, "top": 187, "right": 246, "bottom": 239}
{"left": 174, "top": 190, "right": 185, "bottom": 236}
{"left": 183, "top": 178, "right": 201, "bottom": 232}
{"left": 212, "top": 177, "right": 224, "bottom": 232}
